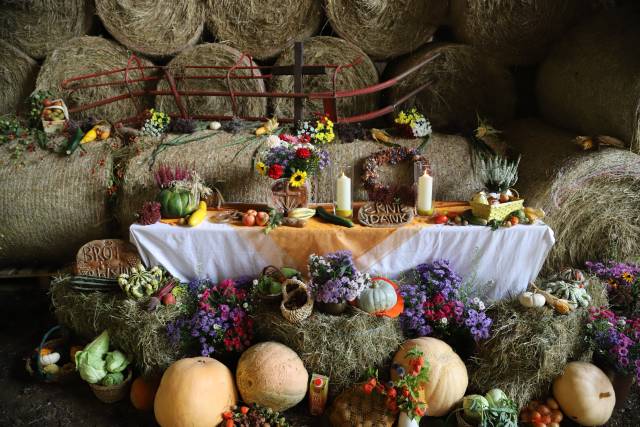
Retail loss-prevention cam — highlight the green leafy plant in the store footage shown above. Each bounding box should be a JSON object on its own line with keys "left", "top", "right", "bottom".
{"left": 26, "top": 90, "right": 54, "bottom": 128}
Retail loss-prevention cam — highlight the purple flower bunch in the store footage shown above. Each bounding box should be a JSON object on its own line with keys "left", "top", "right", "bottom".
{"left": 400, "top": 260, "right": 492, "bottom": 342}
{"left": 586, "top": 260, "right": 640, "bottom": 314}
{"left": 167, "top": 278, "right": 254, "bottom": 357}
{"left": 586, "top": 306, "right": 640, "bottom": 383}
{"left": 308, "top": 251, "right": 371, "bottom": 303}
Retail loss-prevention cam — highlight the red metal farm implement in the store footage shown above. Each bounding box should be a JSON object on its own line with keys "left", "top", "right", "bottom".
{"left": 60, "top": 42, "right": 440, "bottom": 126}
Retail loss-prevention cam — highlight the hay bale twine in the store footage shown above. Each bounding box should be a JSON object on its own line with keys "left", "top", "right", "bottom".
{"left": 505, "top": 119, "right": 640, "bottom": 270}
{"left": 469, "top": 279, "right": 607, "bottom": 409}
{"left": 35, "top": 36, "right": 156, "bottom": 122}
{"left": 0, "top": 141, "right": 114, "bottom": 266}
{"left": 0, "top": 41, "right": 39, "bottom": 115}
{"left": 326, "top": 0, "right": 448, "bottom": 60}
{"left": 115, "top": 131, "right": 483, "bottom": 231}
{"left": 384, "top": 43, "right": 516, "bottom": 133}
{"left": 0, "top": 0, "right": 94, "bottom": 60}
{"left": 270, "top": 37, "right": 379, "bottom": 120}
{"left": 449, "top": 0, "right": 582, "bottom": 66}
{"left": 95, "top": 0, "right": 204, "bottom": 58}
{"left": 156, "top": 43, "right": 266, "bottom": 119}
{"left": 253, "top": 307, "right": 403, "bottom": 397}
{"left": 537, "top": 9, "right": 640, "bottom": 153}
{"left": 204, "top": 0, "right": 323, "bottom": 61}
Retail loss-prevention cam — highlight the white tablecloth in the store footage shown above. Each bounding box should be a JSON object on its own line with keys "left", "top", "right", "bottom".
{"left": 130, "top": 217, "right": 554, "bottom": 301}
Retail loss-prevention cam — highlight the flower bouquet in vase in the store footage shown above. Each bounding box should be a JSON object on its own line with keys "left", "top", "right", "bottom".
{"left": 308, "top": 251, "right": 370, "bottom": 315}
{"left": 256, "top": 133, "right": 330, "bottom": 213}
{"left": 363, "top": 348, "right": 430, "bottom": 427}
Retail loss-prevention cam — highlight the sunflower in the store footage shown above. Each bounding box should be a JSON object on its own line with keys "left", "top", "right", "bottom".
{"left": 256, "top": 161, "right": 267, "bottom": 176}
{"left": 622, "top": 272, "right": 634, "bottom": 283}
{"left": 289, "top": 170, "right": 307, "bottom": 188}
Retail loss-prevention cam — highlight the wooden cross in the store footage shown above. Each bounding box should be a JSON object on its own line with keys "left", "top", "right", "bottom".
{"left": 270, "top": 41, "right": 327, "bottom": 125}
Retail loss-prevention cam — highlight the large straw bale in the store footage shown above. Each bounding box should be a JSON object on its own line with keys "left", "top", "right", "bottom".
{"left": 0, "top": 41, "right": 39, "bottom": 115}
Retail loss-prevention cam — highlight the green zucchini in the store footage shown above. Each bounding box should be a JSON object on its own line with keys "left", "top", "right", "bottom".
{"left": 315, "top": 206, "right": 354, "bottom": 228}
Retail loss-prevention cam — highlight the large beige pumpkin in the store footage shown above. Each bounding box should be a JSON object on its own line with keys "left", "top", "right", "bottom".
{"left": 154, "top": 357, "right": 237, "bottom": 427}
{"left": 391, "top": 337, "right": 468, "bottom": 417}
{"left": 552, "top": 362, "right": 615, "bottom": 426}
{"left": 236, "top": 342, "right": 308, "bottom": 411}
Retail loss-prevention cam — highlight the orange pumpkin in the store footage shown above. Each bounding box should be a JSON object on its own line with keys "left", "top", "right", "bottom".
{"left": 154, "top": 357, "right": 237, "bottom": 427}
{"left": 130, "top": 376, "right": 160, "bottom": 411}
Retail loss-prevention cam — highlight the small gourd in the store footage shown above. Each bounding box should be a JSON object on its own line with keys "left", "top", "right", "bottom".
{"left": 40, "top": 351, "right": 61, "bottom": 366}
{"left": 358, "top": 277, "right": 398, "bottom": 314}
{"left": 519, "top": 291, "right": 546, "bottom": 308}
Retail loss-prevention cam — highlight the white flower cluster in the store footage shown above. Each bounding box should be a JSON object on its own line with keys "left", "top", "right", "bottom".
{"left": 141, "top": 119, "right": 163, "bottom": 138}
{"left": 469, "top": 297, "right": 486, "bottom": 311}
{"left": 297, "top": 121, "right": 317, "bottom": 138}
{"left": 412, "top": 117, "right": 433, "bottom": 138}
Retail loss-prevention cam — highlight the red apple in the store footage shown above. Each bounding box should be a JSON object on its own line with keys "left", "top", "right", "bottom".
{"left": 434, "top": 214, "right": 449, "bottom": 224}
{"left": 242, "top": 213, "right": 256, "bottom": 226}
{"left": 255, "top": 212, "right": 269, "bottom": 226}
{"left": 246, "top": 209, "right": 258, "bottom": 216}
{"left": 162, "top": 293, "right": 176, "bottom": 305}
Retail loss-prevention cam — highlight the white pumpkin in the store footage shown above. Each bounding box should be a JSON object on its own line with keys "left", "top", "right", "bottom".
{"left": 40, "top": 352, "right": 61, "bottom": 366}
{"left": 518, "top": 291, "right": 546, "bottom": 308}
{"left": 553, "top": 362, "right": 615, "bottom": 426}
{"left": 236, "top": 342, "right": 308, "bottom": 411}
{"left": 358, "top": 278, "right": 398, "bottom": 314}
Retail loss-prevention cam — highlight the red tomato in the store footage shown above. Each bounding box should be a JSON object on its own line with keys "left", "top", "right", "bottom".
{"left": 255, "top": 211, "right": 269, "bottom": 226}
{"left": 538, "top": 404, "right": 551, "bottom": 416}
{"left": 510, "top": 216, "right": 519, "bottom": 226}
{"left": 541, "top": 415, "right": 552, "bottom": 424}
{"left": 434, "top": 215, "right": 448, "bottom": 224}
{"left": 530, "top": 410, "right": 542, "bottom": 422}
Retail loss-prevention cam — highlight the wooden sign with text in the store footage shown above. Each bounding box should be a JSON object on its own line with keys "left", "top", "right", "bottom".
{"left": 358, "top": 202, "right": 414, "bottom": 228}
{"left": 75, "top": 239, "right": 141, "bottom": 278}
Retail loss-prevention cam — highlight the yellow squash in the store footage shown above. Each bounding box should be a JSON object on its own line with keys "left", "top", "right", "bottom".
{"left": 187, "top": 201, "right": 208, "bottom": 227}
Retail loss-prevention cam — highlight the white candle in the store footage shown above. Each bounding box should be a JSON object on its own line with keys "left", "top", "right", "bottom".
{"left": 336, "top": 172, "right": 351, "bottom": 214}
{"left": 417, "top": 170, "right": 433, "bottom": 215}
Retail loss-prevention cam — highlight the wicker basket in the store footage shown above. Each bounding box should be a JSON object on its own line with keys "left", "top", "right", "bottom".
{"left": 25, "top": 325, "right": 77, "bottom": 384}
{"left": 280, "top": 279, "right": 313, "bottom": 324}
{"left": 257, "top": 265, "right": 287, "bottom": 304}
{"left": 89, "top": 370, "right": 133, "bottom": 403}
{"left": 470, "top": 189, "right": 524, "bottom": 222}
{"left": 328, "top": 384, "right": 395, "bottom": 427}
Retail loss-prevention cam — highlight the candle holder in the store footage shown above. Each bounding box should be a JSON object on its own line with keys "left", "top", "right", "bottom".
{"left": 414, "top": 161, "right": 435, "bottom": 216}
{"left": 332, "top": 163, "right": 354, "bottom": 218}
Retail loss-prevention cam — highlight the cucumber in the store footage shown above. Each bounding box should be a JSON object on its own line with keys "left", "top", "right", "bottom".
{"left": 315, "top": 206, "right": 354, "bottom": 228}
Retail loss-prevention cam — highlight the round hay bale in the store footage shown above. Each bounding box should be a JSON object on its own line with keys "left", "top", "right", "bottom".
{"left": 51, "top": 278, "right": 183, "bottom": 375}
{"left": 0, "top": 41, "right": 39, "bottom": 115}
{"left": 35, "top": 36, "right": 156, "bottom": 122}
{"left": 449, "top": 0, "right": 582, "bottom": 66}
{"left": 0, "top": 140, "right": 114, "bottom": 266}
{"left": 326, "top": 0, "right": 448, "bottom": 60}
{"left": 156, "top": 43, "right": 266, "bottom": 119}
{"left": 270, "top": 37, "right": 379, "bottom": 120}
{"left": 204, "top": 0, "right": 323, "bottom": 61}
{"left": 505, "top": 119, "right": 640, "bottom": 270}
{"left": 95, "top": 0, "right": 204, "bottom": 58}
{"left": 469, "top": 279, "right": 607, "bottom": 409}
{"left": 115, "top": 131, "right": 483, "bottom": 232}
{"left": 0, "top": 0, "right": 94, "bottom": 60}
{"left": 253, "top": 307, "right": 403, "bottom": 397}
{"left": 384, "top": 43, "right": 516, "bottom": 133}
{"left": 536, "top": 9, "right": 640, "bottom": 153}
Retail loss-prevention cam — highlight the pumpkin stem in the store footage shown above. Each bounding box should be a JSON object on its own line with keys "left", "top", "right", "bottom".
{"left": 599, "top": 392, "right": 612, "bottom": 399}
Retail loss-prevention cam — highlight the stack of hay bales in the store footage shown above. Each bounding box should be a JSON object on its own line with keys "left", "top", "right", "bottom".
{"left": 270, "top": 37, "right": 380, "bottom": 120}
{"left": 325, "top": 0, "right": 448, "bottom": 60}
{"left": 0, "top": 0, "right": 94, "bottom": 60}
{"left": 470, "top": 279, "right": 607, "bottom": 409}
{"left": 384, "top": 43, "right": 516, "bottom": 132}
{"left": 115, "top": 131, "right": 482, "bottom": 230}
{"left": 537, "top": 9, "right": 640, "bottom": 153}
{"left": 35, "top": 36, "right": 156, "bottom": 123}
{"left": 155, "top": 43, "right": 266, "bottom": 119}
{"left": 0, "top": 41, "right": 39, "bottom": 115}
{"left": 204, "top": 0, "right": 324, "bottom": 61}
{"left": 505, "top": 119, "right": 640, "bottom": 271}
{"left": 449, "top": 0, "right": 583, "bottom": 65}
{"left": 95, "top": 0, "right": 204, "bottom": 58}
{"left": 0, "top": 141, "right": 114, "bottom": 266}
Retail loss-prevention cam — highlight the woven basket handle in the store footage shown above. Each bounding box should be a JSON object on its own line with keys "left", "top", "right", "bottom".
{"left": 282, "top": 278, "right": 307, "bottom": 300}
{"left": 263, "top": 265, "right": 286, "bottom": 283}
{"left": 36, "top": 325, "right": 62, "bottom": 372}
{"left": 509, "top": 188, "right": 520, "bottom": 199}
